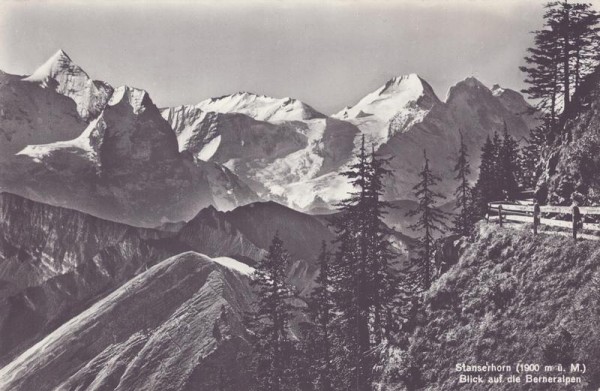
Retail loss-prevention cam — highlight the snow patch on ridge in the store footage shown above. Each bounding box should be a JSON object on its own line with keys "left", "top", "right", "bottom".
{"left": 198, "top": 134, "right": 221, "bottom": 161}
{"left": 17, "top": 116, "right": 106, "bottom": 164}
{"left": 213, "top": 256, "right": 255, "bottom": 276}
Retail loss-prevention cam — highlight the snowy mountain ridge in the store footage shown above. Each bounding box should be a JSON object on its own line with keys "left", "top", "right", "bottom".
{"left": 195, "top": 91, "right": 326, "bottom": 122}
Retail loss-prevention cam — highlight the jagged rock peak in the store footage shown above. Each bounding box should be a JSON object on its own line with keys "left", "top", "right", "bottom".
{"left": 108, "top": 86, "right": 152, "bottom": 114}
{"left": 491, "top": 84, "right": 506, "bottom": 96}
{"left": 459, "top": 76, "right": 488, "bottom": 89}
{"left": 445, "top": 76, "right": 493, "bottom": 102}
{"left": 23, "top": 49, "right": 113, "bottom": 121}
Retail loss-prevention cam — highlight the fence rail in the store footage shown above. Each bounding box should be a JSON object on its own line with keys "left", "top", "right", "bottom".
{"left": 487, "top": 201, "right": 600, "bottom": 238}
{"left": 489, "top": 203, "right": 600, "bottom": 215}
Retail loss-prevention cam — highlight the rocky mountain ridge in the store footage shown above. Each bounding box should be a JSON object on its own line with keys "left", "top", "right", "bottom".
{"left": 0, "top": 251, "right": 255, "bottom": 391}
{"left": 0, "top": 191, "right": 343, "bottom": 366}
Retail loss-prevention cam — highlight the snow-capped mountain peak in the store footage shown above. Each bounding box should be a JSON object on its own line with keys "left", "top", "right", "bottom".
{"left": 24, "top": 49, "right": 113, "bottom": 121}
{"left": 378, "top": 73, "right": 430, "bottom": 97}
{"left": 24, "top": 49, "right": 82, "bottom": 86}
{"left": 195, "top": 91, "right": 325, "bottom": 122}
{"left": 332, "top": 73, "right": 440, "bottom": 144}
{"left": 334, "top": 73, "right": 439, "bottom": 122}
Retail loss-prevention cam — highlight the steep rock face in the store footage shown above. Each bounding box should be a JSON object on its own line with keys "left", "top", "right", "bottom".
{"left": 0, "top": 192, "right": 177, "bottom": 363}
{"left": 223, "top": 201, "right": 336, "bottom": 262}
{"left": 538, "top": 67, "right": 600, "bottom": 204}
{"left": 177, "top": 205, "right": 267, "bottom": 263}
{"left": 0, "top": 70, "right": 86, "bottom": 162}
{"left": 23, "top": 49, "right": 113, "bottom": 121}
{"left": 492, "top": 84, "right": 539, "bottom": 131}
{"left": 0, "top": 85, "right": 257, "bottom": 227}
{"left": 0, "top": 252, "right": 255, "bottom": 391}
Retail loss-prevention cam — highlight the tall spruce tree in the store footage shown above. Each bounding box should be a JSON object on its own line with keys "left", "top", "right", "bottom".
{"left": 407, "top": 150, "right": 448, "bottom": 290}
{"left": 327, "top": 136, "right": 400, "bottom": 390}
{"left": 521, "top": 1, "right": 600, "bottom": 137}
{"left": 329, "top": 135, "right": 373, "bottom": 391}
{"left": 366, "top": 147, "right": 400, "bottom": 343}
{"left": 305, "top": 241, "right": 333, "bottom": 391}
{"left": 248, "top": 233, "right": 295, "bottom": 391}
{"left": 473, "top": 135, "right": 498, "bottom": 216}
{"left": 452, "top": 131, "right": 474, "bottom": 236}
{"left": 519, "top": 125, "right": 547, "bottom": 189}
{"left": 498, "top": 123, "right": 521, "bottom": 201}
{"left": 520, "top": 27, "right": 563, "bottom": 135}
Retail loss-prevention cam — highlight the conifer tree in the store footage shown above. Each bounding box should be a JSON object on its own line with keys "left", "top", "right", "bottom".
{"left": 327, "top": 136, "right": 400, "bottom": 390}
{"left": 473, "top": 135, "right": 497, "bottom": 216}
{"left": 366, "top": 147, "right": 400, "bottom": 342}
{"left": 329, "top": 135, "right": 373, "bottom": 391}
{"left": 519, "top": 126, "right": 547, "bottom": 189}
{"left": 407, "top": 150, "right": 448, "bottom": 290}
{"left": 521, "top": 1, "right": 600, "bottom": 135}
{"left": 452, "top": 131, "right": 474, "bottom": 236}
{"left": 248, "top": 233, "right": 295, "bottom": 391}
{"left": 498, "top": 123, "right": 521, "bottom": 201}
{"left": 520, "top": 27, "right": 563, "bottom": 135}
{"left": 306, "top": 242, "right": 334, "bottom": 391}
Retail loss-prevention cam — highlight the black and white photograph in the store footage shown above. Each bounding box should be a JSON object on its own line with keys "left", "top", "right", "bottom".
{"left": 1, "top": 0, "right": 600, "bottom": 389}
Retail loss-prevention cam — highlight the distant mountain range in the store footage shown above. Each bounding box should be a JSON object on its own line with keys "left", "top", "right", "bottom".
{"left": 0, "top": 49, "right": 539, "bottom": 226}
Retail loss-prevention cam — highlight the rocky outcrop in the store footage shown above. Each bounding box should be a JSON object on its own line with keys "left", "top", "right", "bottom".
{"left": 537, "top": 67, "right": 600, "bottom": 204}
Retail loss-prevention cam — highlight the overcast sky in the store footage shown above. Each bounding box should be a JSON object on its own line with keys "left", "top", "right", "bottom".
{"left": 1, "top": 0, "right": 599, "bottom": 114}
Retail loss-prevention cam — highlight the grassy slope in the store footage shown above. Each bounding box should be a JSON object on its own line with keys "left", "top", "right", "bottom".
{"left": 387, "top": 222, "right": 600, "bottom": 390}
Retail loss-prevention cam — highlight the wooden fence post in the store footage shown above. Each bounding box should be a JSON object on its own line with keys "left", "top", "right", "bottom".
{"left": 572, "top": 204, "right": 581, "bottom": 240}
{"left": 498, "top": 205, "right": 503, "bottom": 227}
{"left": 533, "top": 202, "right": 540, "bottom": 235}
